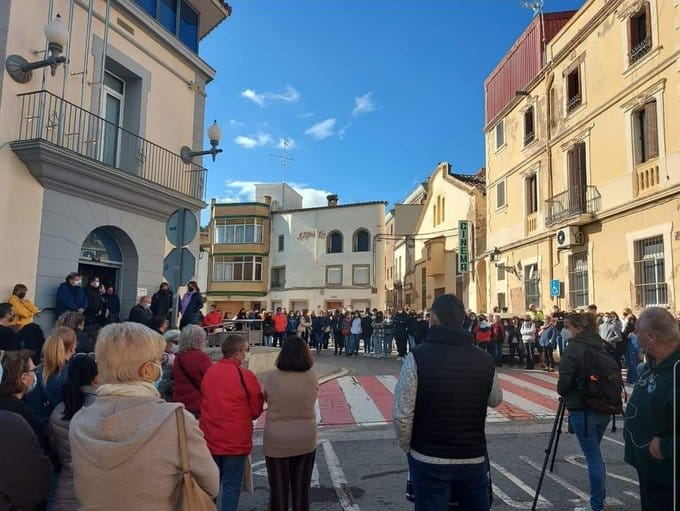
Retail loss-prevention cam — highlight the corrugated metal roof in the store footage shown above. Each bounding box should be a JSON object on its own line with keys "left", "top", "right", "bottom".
{"left": 484, "top": 11, "right": 576, "bottom": 126}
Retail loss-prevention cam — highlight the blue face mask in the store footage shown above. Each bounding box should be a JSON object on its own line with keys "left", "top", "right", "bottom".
{"left": 151, "top": 363, "right": 163, "bottom": 389}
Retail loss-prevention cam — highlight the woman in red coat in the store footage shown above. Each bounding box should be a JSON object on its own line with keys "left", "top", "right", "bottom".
{"left": 200, "top": 334, "right": 264, "bottom": 511}
{"left": 172, "top": 325, "right": 212, "bottom": 416}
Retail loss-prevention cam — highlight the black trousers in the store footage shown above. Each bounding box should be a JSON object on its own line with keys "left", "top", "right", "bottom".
{"left": 638, "top": 474, "right": 678, "bottom": 511}
{"left": 395, "top": 335, "right": 408, "bottom": 357}
{"left": 266, "top": 450, "right": 316, "bottom": 511}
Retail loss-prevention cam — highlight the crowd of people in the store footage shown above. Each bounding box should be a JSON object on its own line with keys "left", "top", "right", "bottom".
{"left": 0, "top": 271, "right": 678, "bottom": 511}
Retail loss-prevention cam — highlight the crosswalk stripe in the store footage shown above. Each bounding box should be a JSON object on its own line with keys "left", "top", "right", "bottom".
{"left": 502, "top": 370, "right": 559, "bottom": 392}
{"left": 490, "top": 461, "right": 550, "bottom": 504}
{"left": 499, "top": 388, "right": 556, "bottom": 417}
{"left": 319, "top": 378, "right": 356, "bottom": 425}
{"left": 521, "top": 371, "right": 561, "bottom": 385}
{"left": 354, "top": 375, "right": 393, "bottom": 422}
{"left": 337, "top": 376, "right": 386, "bottom": 424}
{"left": 375, "top": 374, "right": 397, "bottom": 393}
{"left": 497, "top": 373, "right": 560, "bottom": 400}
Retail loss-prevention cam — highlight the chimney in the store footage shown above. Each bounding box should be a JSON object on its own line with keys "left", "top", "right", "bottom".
{"left": 327, "top": 194, "right": 338, "bottom": 207}
{"left": 263, "top": 195, "right": 272, "bottom": 206}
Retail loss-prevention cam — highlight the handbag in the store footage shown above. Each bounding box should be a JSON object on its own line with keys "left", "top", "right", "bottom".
{"left": 173, "top": 408, "right": 217, "bottom": 511}
{"left": 236, "top": 367, "right": 255, "bottom": 494}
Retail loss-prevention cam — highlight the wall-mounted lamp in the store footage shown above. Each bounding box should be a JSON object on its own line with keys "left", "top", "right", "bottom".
{"left": 490, "top": 247, "right": 502, "bottom": 262}
{"left": 5, "top": 14, "right": 69, "bottom": 83}
{"left": 181, "top": 120, "right": 223, "bottom": 164}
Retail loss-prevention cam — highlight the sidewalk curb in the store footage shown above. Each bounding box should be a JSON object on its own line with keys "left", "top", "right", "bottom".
{"left": 318, "top": 367, "right": 351, "bottom": 385}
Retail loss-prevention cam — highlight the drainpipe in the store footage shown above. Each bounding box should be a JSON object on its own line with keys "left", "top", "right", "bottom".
{"left": 546, "top": 67, "right": 556, "bottom": 306}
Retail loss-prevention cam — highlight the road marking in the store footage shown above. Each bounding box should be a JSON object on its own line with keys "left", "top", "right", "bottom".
{"left": 252, "top": 458, "right": 320, "bottom": 488}
{"left": 499, "top": 389, "right": 556, "bottom": 417}
{"left": 375, "top": 374, "right": 397, "bottom": 393}
{"left": 322, "top": 441, "right": 361, "bottom": 511}
{"left": 492, "top": 484, "right": 550, "bottom": 509}
{"left": 624, "top": 490, "right": 640, "bottom": 500}
{"left": 521, "top": 456, "right": 623, "bottom": 506}
{"left": 315, "top": 399, "right": 321, "bottom": 424}
{"left": 490, "top": 461, "right": 549, "bottom": 505}
{"left": 337, "top": 376, "right": 385, "bottom": 424}
{"left": 520, "top": 372, "right": 560, "bottom": 385}
{"left": 497, "top": 373, "right": 560, "bottom": 400}
{"left": 318, "top": 379, "right": 355, "bottom": 425}
{"left": 312, "top": 459, "right": 320, "bottom": 488}
{"left": 564, "top": 455, "right": 639, "bottom": 485}
{"left": 355, "top": 375, "right": 394, "bottom": 422}
{"left": 603, "top": 435, "right": 625, "bottom": 446}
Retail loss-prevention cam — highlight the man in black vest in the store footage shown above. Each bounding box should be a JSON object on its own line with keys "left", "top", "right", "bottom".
{"left": 393, "top": 294, "right": 502, "bottom": 510}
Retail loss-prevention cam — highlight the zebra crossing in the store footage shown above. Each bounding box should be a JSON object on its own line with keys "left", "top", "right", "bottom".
{"left": 255, "top": 368, "right": 568, "bottom": 430}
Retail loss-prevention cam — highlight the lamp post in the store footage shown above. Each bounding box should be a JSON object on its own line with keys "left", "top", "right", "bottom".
{"left": 5, "top": 14, "right": 69, "bottom": 83}
{"left": 181, "top": 120, "right": 223, "bottom": 164}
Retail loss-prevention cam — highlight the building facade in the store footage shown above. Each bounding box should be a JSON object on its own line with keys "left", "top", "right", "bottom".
{"left": 0, "top": 0, "right": 230, "bottom": 325}
{"left": 484, "top": 0, "right": 680, "bottom": 314}
{"left": 403, "top": 162, "right": 486, "bottom": 312}
{"left": 267, "top": 196, "right": 386, "bottom": 313}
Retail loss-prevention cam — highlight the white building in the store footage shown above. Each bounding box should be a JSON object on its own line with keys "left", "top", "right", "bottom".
{"left": 267, "top": 195, "right": 386, "bottom": 313}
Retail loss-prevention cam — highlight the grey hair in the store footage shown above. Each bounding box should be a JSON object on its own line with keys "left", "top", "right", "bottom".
{"left": 163, "top": 329, "right": 181, "bottom": 343}
{"left": 178, "top": 324, "right": 206, "bottom": 352}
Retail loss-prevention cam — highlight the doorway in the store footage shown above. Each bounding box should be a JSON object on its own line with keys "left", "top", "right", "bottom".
{"left": 78, "top": 263, "right": 119, "bottom": 290}
{"left": 324, "top": 301, "right": 343, "bottom": 313}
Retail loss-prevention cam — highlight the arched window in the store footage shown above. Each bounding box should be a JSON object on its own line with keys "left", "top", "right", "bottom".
{"left": 327, "top": 231, "right": 343, "bottom": 253}
{"left": 353, "top": 229, "right": 370, "bottom": 252}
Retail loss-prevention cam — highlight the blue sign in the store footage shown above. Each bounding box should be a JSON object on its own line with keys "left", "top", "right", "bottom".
{"left": 550, "top": 279, "right": 561, "bottom": 297}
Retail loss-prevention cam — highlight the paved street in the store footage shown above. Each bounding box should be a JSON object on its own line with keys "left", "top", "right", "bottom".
{"left": 241, "top": 351, "right": 640, "bottom": 510}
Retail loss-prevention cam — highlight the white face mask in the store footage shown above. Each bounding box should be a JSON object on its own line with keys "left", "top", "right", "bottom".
{"left": 73, "top": 280, "right": 82, "bottom": 286}
{"left": 92, "top": 281, "right": 100, "bottom": 287}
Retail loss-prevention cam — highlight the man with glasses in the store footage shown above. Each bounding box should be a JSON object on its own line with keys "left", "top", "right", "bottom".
{"left": 624, "top": 307, "right": 680, "bottom": 510}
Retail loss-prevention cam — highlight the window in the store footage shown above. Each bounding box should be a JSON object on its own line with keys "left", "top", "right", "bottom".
{"left": 101, "top": 72, "right": 125, "bottom": 167}
{"left": 132, "top": 0, "right": 199, "bottom": 52}
{"left": 353, "top": 229, "right": 370, "bottom": 252}
{"left": 524, "top": 263, "right": 540, "bottom": 310}
{"left": 633, "top": 100, "right": 659, "bottom": 164}
{"left": 271, "top": 266, "right": 285, "bottom": 289}
{"left": 214, "top": 218, "right": 264, "bottom": 244}
{"left": 568, "top": 253, "right": 589, "bottom": 308}
{"left": 524, "top": 107, "right": 535, "bottom": 145}
{"left": 497, "top": 293, "right": 506, "bottom": 311}
{"left": 213, "top": 256, "right": 263, "bottom": 282}
{"left": 497, "top": 264, "right": 506, "bottom": 281}
{"left": 441, "top": 197, "right": 446, "bottom": 222}
{"left": 327, "top": 231, "right": 343, "bottom": 253}
{"left": 496, "top": 181, "right": 506, "bottom": 209}
{"left": 352, "top": 265, "right": 370, "bottom": 285}
{"left": 495, "top": 120, "right": 505, "bottom": 149}
{"left": 525, "top": 174, "right": 538, "bottom": 215}
{"left": 634, "top": 236, "right": 668, "bottom": 306}
{"left": 628, "top": 3, "right": 651, "bottom": 64}
{"left": 566, "top": 67, "right": 582, "bottom": 112}
{"left": 278, "top": 234, "right": 284, "bottom": 252}
{"left": 326, "top": 265, "right": 343, "bottom": 286}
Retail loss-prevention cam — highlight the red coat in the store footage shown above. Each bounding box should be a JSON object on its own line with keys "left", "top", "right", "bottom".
{"left": 203, "top": 312, "right": 222, "bottom": 327}
{"left": 172, "top": 349, "right": 212, "bottom": 414}
{"left": 272, "top": 313, "right": 288, "bottom": 333}
{"left": 199, "top": 358, "right": 264, "bottom": 456}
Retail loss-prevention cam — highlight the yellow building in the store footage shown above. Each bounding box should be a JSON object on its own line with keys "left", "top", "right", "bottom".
{"left": 0, "top": 0, "right": 230, "bottom": 324}
{"left": 206, "top": 197, "right": 273, "bottom": 316}
{"left": 485, "top": 0, "right": 680, "bottom": 314}
{"left": 404, "top": 162, "right": 486, "bottom": 312}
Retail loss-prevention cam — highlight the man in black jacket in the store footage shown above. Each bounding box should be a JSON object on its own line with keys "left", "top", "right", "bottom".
{"left": 151, "top": 283, "right": 173, "bottom": 320}
{"left": 128, "top": 296, "right": 152, "bottom": 326}
{"left": 393, "top": 294, "right": 502, "bottom": 511}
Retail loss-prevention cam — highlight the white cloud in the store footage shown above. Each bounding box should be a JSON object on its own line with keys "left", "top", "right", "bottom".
{"left": 233, "top": 136, "right": 258, "bottom": 149}
{"left": 304, "top": 118, "right": 336, "bottom": 140}
{"left": 233, "top": 131, "right": 273, "bottom": 149}
{"left": 277, "top": 137, "right": 296, "bottom": 150}
{"left": 221, "top": 180, "right": 332, "bottom": 209}
{"left": 299, "top": 112, "right": 315, "bottom": 119}
{"left": 229, "top": 119, "right": 244, "bottom": 126}
{"left": 352, "top": 92, "right": 375, "bottom": 116}
{"left": 338, "top": 122, "right": 351, "bottom": 140}
{"left": 240, "top": 85, "right": 300, "bottom": 107}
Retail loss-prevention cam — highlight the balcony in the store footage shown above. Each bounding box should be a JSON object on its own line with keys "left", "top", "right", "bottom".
{"left": 629, "top": 39, "right": 651, "bottom": 65}
{"left": 566, "top": 94, "right": 582, "bottom": 113}
{"left": 635, "top": 163, "right": 660, "bottom": 196}
{"left": 10, "top": 90, "right": 206, "bottom": 219}
{"left": 544, "top": 185, "right": 601, "bottom": 227}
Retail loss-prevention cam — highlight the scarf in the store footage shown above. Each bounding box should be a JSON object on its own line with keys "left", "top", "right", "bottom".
{"left": 97, "top": 381, "right": 160, "bottom": 398}
{"left": 180, "top": 291, "right": 195, "bottom": 314}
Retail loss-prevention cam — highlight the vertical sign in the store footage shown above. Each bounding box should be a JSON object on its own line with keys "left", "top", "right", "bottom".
{"left": 458, "top": 220, "right": 470, "bottom": 272}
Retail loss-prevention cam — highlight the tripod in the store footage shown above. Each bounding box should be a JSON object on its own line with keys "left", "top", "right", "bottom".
{"left": 531, "top": 398, "right": 567, "bottom": 510}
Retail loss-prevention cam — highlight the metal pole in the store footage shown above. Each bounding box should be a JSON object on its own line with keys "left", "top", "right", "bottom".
{"left": 172, "top": 209, "right": 186, "bottom": 330}
{"left": 531, "top": 398, "right": 566, "bottom": 510}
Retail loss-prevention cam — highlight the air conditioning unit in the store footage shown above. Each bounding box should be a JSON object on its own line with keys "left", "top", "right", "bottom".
{"left": 556, "top": 226, "right": 584, "bottom": 249}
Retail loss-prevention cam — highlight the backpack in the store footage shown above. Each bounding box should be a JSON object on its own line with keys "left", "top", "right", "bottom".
{"left": 576, "top": 339, "right": 624, "bottom": 415}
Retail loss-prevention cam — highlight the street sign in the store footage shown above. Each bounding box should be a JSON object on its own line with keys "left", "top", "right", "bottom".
{"left": 458, "top": 220, "right": 470, "bottom": 272}
{"left": 166, "top": 208, "right": 198, "bottom": 247}
{"left": 163, "top": 247, "right": 196, "bottom": 289}
{"left": 550, "top": 279, "right": 561, "bottom": 297}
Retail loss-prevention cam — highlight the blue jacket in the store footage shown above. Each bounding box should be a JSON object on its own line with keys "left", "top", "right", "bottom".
{"left": 55, "top": 282, "right": 87, "bottom": 318}
{"left": 23, "top": 364, "right": 70, "bottom": 427}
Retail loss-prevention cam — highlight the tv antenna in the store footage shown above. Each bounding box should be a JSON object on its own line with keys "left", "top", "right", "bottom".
{"left": 521, "top": 0, "right": 543, "bottom": 17}
{"left": 268, "top": 140, "right": 294, "bottom": 184}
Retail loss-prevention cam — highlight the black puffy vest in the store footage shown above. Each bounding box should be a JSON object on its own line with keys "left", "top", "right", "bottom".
{"left": 410, "top": 325, "right": 495, "bottom": 459}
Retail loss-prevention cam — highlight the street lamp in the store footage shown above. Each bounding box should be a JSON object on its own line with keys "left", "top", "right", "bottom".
{"left": 5, "top": 14, "right": 69, "bottom": 83}
{"left": 181, "top": 120, "right": 223, "bottom": 164}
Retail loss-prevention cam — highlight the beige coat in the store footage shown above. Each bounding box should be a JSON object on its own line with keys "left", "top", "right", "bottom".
{"left": 70, "top": 395, "right": 219, "bottom": 511}
{"left": 263, "top": 370, "right": 318, "bottom": 458}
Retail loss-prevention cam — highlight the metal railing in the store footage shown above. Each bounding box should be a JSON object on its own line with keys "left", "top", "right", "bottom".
{"left": 566, "top": 94, "right": 582, "bottom": 112}
{"left": 629, "top": 38, "right": 651, "bottom": 64}
{"left": 544, "top": 185, "right": 601, "bottom": 226}
{"left": 15, "top": 90, "right": 206, "bottom": 200}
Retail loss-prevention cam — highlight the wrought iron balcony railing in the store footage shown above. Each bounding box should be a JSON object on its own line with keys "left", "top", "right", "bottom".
{"left": 566, "top": 94, "right": 582, "bottom": 113}
{"left": 544, "top": 185, "right": 601, "bottom": 226}
{"left": 15, "top": 90, "right": 206, "bottom": 200}
{"left": 629, "top": 38, "right": 651, "bottom": 64}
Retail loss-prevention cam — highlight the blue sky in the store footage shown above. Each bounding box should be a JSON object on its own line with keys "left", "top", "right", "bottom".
{"left": 200, "top": 0, "right": 584, "bottom": 221}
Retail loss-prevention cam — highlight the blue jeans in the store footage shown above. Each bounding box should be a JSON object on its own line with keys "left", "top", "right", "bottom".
{"left": 626, "top": 343, "right": 640, "bottom": 384}
{"left": 408, "top": 454, "right": 490, "bottom": 511}
{"left": 568, "top": 410, "right": 610, "bottom": 511}
{"left": 213, "top": 455, "right": 246, "bottom": 511}
{"left": 348, "top": 333, "right": 360, "bottom": 354}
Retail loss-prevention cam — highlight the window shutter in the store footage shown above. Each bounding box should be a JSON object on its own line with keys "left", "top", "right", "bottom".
{"left": 644, "top": 100, "right": 659, "bottom": 159}
{"left": 627, "top": 14, "right": 635, "bottom": 52}
{"left": 577, "top": 142, "right": 587, "bottom": 185}
{"left": 644, "top": 2, "right": 652, "bottom": 46}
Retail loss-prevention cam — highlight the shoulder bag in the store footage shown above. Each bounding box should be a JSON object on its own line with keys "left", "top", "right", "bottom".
{"left": 236, "top": 367, "right": 254, "bottom": 494}
{"left": 173, "top": 408, "right": 217, "bottom": 511}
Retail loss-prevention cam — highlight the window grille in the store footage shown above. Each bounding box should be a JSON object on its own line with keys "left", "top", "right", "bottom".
{"left": 634, "top": 236, "right": 667, "bottom": 306}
